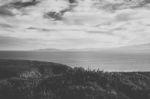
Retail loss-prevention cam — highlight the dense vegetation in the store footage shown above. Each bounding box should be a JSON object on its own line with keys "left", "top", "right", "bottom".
{"left": 0, "top": 59, "right": 150, "bottom": 99}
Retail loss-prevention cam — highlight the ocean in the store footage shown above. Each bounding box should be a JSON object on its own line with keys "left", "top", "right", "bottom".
{"left": 0, "top": 51, "right": 150, "bottom": 72}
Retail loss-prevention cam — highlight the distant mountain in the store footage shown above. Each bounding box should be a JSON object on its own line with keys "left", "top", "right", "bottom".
{"left": 36, "top": 48, "right": 63, "bottom": 52}
{"left": 1, "top": 43, "right": 150, "bottom": 53}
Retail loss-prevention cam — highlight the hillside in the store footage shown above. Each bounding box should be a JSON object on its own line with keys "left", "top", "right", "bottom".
{"left": 0, "top": 59, "right": 70, "bottom": 79}
{"left": 0, "top": 59, "right": 150, "bottom": 99}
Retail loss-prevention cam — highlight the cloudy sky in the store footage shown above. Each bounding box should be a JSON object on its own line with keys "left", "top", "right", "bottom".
{"left": 0, "top": 0, "right": 150, "bottom": 50}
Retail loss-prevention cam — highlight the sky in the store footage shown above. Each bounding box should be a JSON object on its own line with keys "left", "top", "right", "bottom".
{"left": 0, "top": 0, "right": 150, "bottom": 50}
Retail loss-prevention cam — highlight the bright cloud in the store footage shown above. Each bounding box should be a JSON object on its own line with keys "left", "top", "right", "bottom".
{"left": 0, "top": 0, "right": 150, "bottom": 50}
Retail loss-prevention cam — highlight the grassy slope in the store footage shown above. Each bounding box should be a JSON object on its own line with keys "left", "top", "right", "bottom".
{"left": 0, "top": 59, "right": 150, "bottom": 99}
{"left": 0, "top": 59, "right": 70, "bottom": 79}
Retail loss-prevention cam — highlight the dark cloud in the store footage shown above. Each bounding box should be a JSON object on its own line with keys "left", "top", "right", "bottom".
{"left": 0, "top": 23, "right": 13, "bottom": 28}
{"left": 144, "top": 0, "right": 150, "bottom": 4}
{"left": 100, "top": 0, "right": 150, "bottom": 11}
{"left": 27, "top": 27, "right": 51, "bottom": 32}
{"left": 0, "top": 6, "right": 14, "bottom": 16}
{"left": 68, "top": 0, "right": 77, "bottom": 4}
{"left": 43, "top": 1, "right": 75, "bottom": 21}
{"left": 44, "top": 12, "right": 63, "bottom": 21}
{"left": 86, "top": 30, "right": 114, "bottom": 35}
{"left": 10, "top": 0, "right": 39, "bottom": 9}
{"left": 125, "top": 0, "right": 150, "bottom": 8}
{"left": 43, "top": 8, "right": 73, "bottom": 21}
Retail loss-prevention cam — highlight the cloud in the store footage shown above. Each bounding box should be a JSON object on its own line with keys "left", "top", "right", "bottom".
{"left": 0, "top": 0, "right": 150, "bottom": 50}
{"left": 10, "top": 0, "right": 39, "bottom": 9}
{"left": 0, "top": 23, "right": 13, "bottom": 28}
{"left": 68, "top": 0, "right": 76, "bottom": 4}
{"left": 0, "top": 35, "right": 51, "bottom": 50}
{"left": 0, "top": 36, "right": 30, "bottom": 50}
{"left": 27, "top": 27, "right": 51, "bottom": 32}
{"left": 44, "top": 12, "right": 63, "bottom": 20}
{"left": 0, "top": 6, "right": 14, "bottom": 16}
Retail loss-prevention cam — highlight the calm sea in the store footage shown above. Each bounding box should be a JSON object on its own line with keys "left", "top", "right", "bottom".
{"left": 0, "top": 51, "right": 150, "bottom": 72}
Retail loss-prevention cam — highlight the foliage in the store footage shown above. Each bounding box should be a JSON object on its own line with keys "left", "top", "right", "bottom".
{"left": 0, "top": 60, "right": 150, "bottom": 99}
